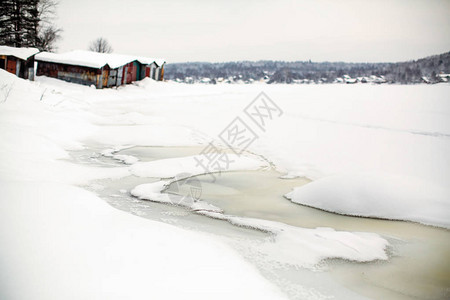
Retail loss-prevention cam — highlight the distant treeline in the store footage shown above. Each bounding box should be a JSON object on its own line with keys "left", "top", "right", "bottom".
{"left": 164, "top": 51, "right": 450, "bottom": 84}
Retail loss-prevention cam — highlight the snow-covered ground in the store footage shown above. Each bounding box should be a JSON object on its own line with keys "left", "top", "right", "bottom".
{"left": 1, "top": 70, "right": 449, "bottom": 299}
{"left": 0, "top": 71, "right": 286, "bottom": 300}
{"left": 285, "top": 173, "right": 450, "bottom": 228}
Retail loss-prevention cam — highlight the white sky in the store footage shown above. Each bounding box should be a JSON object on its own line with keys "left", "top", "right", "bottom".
{"left": 56, "top": 0, "right": 450, "bottom": 63}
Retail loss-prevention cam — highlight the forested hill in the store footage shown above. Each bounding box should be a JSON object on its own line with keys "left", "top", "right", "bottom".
{"left": 164, "top": 51, "right": 450, "bottom": 84}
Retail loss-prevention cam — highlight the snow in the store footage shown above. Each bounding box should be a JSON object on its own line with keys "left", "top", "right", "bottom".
{"left": 213, "top": 214, "right": 389, "bottom": 268}
{"left": 0, "top": 45, "right": 40, "bottom": 60}
{"left": 4, "top": 70, "right": 449, "bottom": 225}
{"left": 131, "top": 180, "right": 224, "bottom": 213}
{"left": 92, "top": 124, "right": 198, "bottom": 146}
{"left": 127, "top": 155, "right": 266, "bottom": 212}
{"left": 285, "top": 173, "right": 450, "bottom": 229}
{"left": 1, "top": 68, "right": 449, "bottom": 298}
{"left": 131, "top": 180, "right": 172, "bottom": 203}
{"left": 130, "top": 153, "right": 268, "bottom": 178}
{"left": 0, "top": 181, "right": 285, "bottom": 300}
{"left": 135, "top": 56, "right": 166, "bottom": 67}
{"left": 0, "top": 69, "right": 285, "bottom": 300}
{"left": 101, "top": 147, "right": 139, "bottom": 164}
{"left": 111, "top": 154, "right": 139, "bottom": 164}
{"left": 35, "top": 50, "right": 165, "bottom": 69}
{"left": 91, "top": 80, "right": 449, "bottom": 231}
{"left": 131, "top": 180, "right": 389, "bottom": 268}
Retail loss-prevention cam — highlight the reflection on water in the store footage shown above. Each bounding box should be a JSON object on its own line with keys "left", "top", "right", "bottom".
{"left": 80, "top": 146, "right": 450, "bottom": 300}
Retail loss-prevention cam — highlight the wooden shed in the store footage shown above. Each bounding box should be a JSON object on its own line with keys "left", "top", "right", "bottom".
{"left": 0, "top": 45, "right": 40, "bottom": 80}
{"left": 137, "top": 58, "right": 166, "bottom": 81}
{"left": 35, "top": 50, "right": 165, "bottom": 88}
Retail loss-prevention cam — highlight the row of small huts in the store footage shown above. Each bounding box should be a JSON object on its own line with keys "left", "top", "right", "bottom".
{"left": 0, "top": 45, "right": 165, "bottom": 88}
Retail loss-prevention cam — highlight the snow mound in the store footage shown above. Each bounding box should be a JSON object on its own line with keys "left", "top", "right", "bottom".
{"left": 198, "top": 211, "right": 389, "bottom": 268}
{"left": 130, "top": 154, "right": 268, "bottom": 178}
{"left": 131, "top": 181, "right": 172, "bottom": 203}
{"left": 131, "top": 179, "right": 223, "bottom": 213}
{"left": 134, "top": 77, "right": 158, "bottom": 88}
{"left": 0, "top": 69, "right": 286, "bottom": 299}
{"left": 101, "top": 147, "right": 139, "bottom": 165}
{"left": 131, "top": 178, "right": 389, "bottom": 268}
{"left": 285, "top": 173, "right": 450, "bottom": 229}
{"left": 0, "top": 181, "right": 285, "bottom": 300}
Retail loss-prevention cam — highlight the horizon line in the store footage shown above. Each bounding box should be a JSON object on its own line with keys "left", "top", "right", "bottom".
{"left": 165, "top": 50, "right": 450, "bottom": 65}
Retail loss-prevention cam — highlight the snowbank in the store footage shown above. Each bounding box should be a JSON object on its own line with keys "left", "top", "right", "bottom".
{"left": 2, "top": 68, "right": 449, "bottom": 298}
{"left": 131, "top": 180, "right": 224, "bottom": 213}
{"left": 130, "top": 153, "right": 267, "bottom": 178}
{"left": 0, "top": 181, "right": 285, "bottom": 300}
{"left": 221, "top": 215, "right": 389, "bottom": 268}
{"left": 0, "top": 70, "right": 286, "bottom": 299}
{"left": 101, "top": 146, "right": 139, "bottom": 164}
{"left": 130, "top": 179, "right": 390, "bottom": 268}
{"left": 285, "top": 173, "right": 450, "bottom": 229}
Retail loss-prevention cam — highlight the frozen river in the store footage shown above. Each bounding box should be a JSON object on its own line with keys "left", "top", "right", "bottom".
{"left": 79, "top": 145, "right": 450, "bottom": 300}
{"left": 3, "top": 71, "right": 449, "bottom": 299}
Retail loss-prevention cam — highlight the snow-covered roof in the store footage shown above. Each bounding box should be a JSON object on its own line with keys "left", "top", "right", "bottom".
{"left": 135, "top": 56, "right": 166, "bottom": 67}
{"left": 36, "top": 50, "right": 131, "bottom": 69}
{"left": 35, "top": 50, "right": 165, "bottom": 69}
{"left": 0, "top": 45, "right": 40, "bottom": 60}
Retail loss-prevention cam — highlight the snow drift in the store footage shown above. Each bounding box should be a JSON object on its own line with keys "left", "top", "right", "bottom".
{"left": 0, "top": 69, "right": 286, "bottom": 300}
{"left": 285, "top": 173, "right": 450, "bottom": 229}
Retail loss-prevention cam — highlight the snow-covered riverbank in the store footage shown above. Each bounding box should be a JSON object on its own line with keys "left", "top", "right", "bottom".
{"left": 0, "top": 71, "right": 287, "bottom": 299}
{"left": 1, "top": 69, "right": 449, "bottom": 299}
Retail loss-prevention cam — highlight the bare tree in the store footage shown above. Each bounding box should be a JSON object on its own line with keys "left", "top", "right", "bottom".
{"left": 36, "top": 0, "right": 62, "bottom": 51}
{"left": 89, "top": 37, "right": 113, "bottom": 53}
{"left": 38, "top": 25, "right": 62, "bottom": 52}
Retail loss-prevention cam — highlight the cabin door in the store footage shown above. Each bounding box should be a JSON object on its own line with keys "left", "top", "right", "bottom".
{"left": 16, "top": 60, "right": 21, "bottom": 76}
{"left": 150, "top": 66, "right": 155, "bottom": 79}
{"left": 124, "top": 66, "right": 130, "bottom": 84}
{"left": 117, "top": 66, "right": 123, "bottom": 86}
{"left": 28, "top": 68, "right": 34, "bottom": 81}
{"left": 0, "top": 56, "right": 5, "bottom": 70}
{"left": 155, "top": 68, "right": 160, "bottom": 81}
{"left": 131, "top": 62, "right": 137, "bottom": 82}
{"left": 6, "top": 59, "right": 16, "bottom": 74}
{"left": 102, "top": 70, "right": 108, "bottom": 87}
{"left": 107, "top": 69, "right": 117, "bottom": 87}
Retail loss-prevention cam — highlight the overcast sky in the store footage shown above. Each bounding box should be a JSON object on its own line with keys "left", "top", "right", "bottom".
{"left": 56, "top": 0, "right": 450, "bottom": 63}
